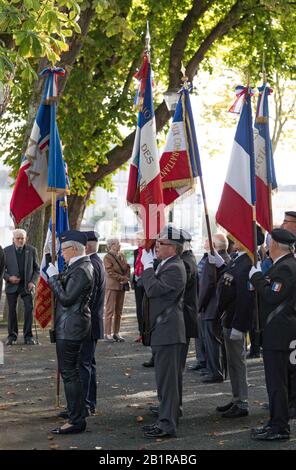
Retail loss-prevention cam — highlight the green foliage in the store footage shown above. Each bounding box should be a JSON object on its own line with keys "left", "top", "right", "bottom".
{"left": 0, "top": 0, "right": 82, "bottom": 83}
{"left": 1, "top": 0, "right": 295, "bottom": 202}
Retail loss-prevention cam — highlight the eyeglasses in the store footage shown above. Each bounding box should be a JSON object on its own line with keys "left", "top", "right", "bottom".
{"left": 61, "top": 245, "right": 73, "bottom": 252}
{"left": 15, "top": 237, "right": 25, "bottom": 240}
{"left": 158, "top": 241, "right": 173, "bottom": 246}
{"left": 283, "top": 219, "right": 296, "bottom": 224}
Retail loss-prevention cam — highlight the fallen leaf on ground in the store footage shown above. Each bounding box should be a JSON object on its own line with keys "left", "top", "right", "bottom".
{"left": 136, "top": 416, "right": 144, "bottom": 422}
{"left": 49, "top": 444, "right": 60, "bottom": 449}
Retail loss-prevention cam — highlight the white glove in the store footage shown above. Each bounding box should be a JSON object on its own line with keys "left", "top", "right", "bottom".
{"left": 249, "top": 261, "right": 262, "bottom": 279}
{"left": 141, "top": 249, "right": 154, "bottom": 270}
{"left": 208, "top": 250, "right": 225, "bottom": 268}
{"left": 46, "top": 262, "right": 59, "bottom": 278}
{"left": 230, "top": 328, "right": 243, "bottom": 341}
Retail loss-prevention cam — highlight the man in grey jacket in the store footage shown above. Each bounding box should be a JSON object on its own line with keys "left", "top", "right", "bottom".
{"left": 141, "top": 225, "right": 187, "bottom": 439}
{"left": 4, "top": 229, "right": 39, "bottom": 345}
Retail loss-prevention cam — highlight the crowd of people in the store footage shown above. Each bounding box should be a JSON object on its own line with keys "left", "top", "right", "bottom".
{"left": 0, "top": 210, "right": 296, "bottom": 442}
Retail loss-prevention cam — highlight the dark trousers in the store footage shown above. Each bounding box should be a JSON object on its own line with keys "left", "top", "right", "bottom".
{"left": 263, "top": 349, "right": 296, "bottom": 433}
{"left": 79, "top": 337, "right": 97, "bottom": 411}
{"left": 152, "top": 343, "right": 183, "bottom": 436}
{"left": 195, "top": 316, "right": 206, "bottom": 366}
{"left": 180, "top": 338, "right": 190, "bottom": 410}
{"left": 134, "top": 283, "right": 145, "bottom": 335}
{"left": 249, "top": 326, "right": 261, "bottom": 355}
{"left": 56, "top": 339, "right": 86, "bottom": 426}
{"left": 203, "top": 319, "right": 223, "bottom": 380}
{"left": 6, "top": 292, "right": 33, "bottom": 340}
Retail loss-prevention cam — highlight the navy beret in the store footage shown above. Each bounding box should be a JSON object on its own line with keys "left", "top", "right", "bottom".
{"left": 60, "top": 230, "right": 88, "bottom": 246}
{"left": 271, "top": 228, "right": 296, "bottom": 246}
{"left": 285, "top": 211, "right": 296, "bottom": 219}
{"left": 84, "top": 231, "right": 99, "bottom": 242}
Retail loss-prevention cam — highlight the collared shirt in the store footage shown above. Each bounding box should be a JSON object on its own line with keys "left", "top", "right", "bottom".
{"left": 68, "top": 254, "right": 87, "bottom": 266}
{"left": 155, "top": 256, "right": 174, "bottom": 274}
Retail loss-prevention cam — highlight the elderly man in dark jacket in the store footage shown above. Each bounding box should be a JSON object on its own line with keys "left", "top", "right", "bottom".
{"left": 215, "top": 239, "right": 257, "bottom": 418}
{"left": 199, "top": 233, "right": 230, "bottom": 383}
{"left": 79, "top": 231, "right": 105, "bottom": 416}
{"left": 250, "top": 229, "right": 296, "bottom": 441}
{"left": 4, "top": 229, "right": 39, "bottom": 345}
{"left": 47, "top": 230, "right": 94, "bottom": 435}
{"left": 141, "top": 225, "right": 187, "bottom": 439}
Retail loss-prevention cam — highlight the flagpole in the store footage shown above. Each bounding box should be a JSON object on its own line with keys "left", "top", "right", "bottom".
{"left": 249, "top": 74, "right": 260, "bottom": 332}
{"left": 262, "top": 57, "right": 274, "bottom": 231}
{"left": 181, "top": 66, "right": 215, "bottom": 255}
{"left": 50, "top": 191, "right": 60, "bottom": 408}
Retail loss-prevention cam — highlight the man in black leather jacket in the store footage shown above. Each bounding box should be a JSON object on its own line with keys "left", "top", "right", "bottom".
{"left": 47, "top": 230, "right": 94, "bottom": 435}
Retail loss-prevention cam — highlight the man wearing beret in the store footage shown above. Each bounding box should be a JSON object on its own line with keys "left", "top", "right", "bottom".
{"left": 214, "top": 231, "right": 264, "bottom": 418}
{"left": 79, "top": 231, "right": 105, "bottom": 416}
{"left": 47, "top": 230, "right": 94, "bottom": 435}
{"left": 250, "top": 228, "right": 296, "bottom": 441}
{"left": 281, "top": 211, "right": 296, "bottom": 419}
{"left": 140, "top": 225, "right": 187, "bottom": 439}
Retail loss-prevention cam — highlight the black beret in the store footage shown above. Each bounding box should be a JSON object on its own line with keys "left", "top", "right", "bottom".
{"left": 271, "top": 228, "right": 296, "bottom": 246}
{"left": 84, "top": 230, "right": 99, "bottom": 242}
{"left": 256, "top": 225, "right": 265, "bottom": 246}
{"left": 285, "top": 211, "right": 296, "bottom": 219}
{"left": 159, "top": 225, "right": 184, "bottom": 245}
{"left": 60, "top": 230, "right": 88, "bottom": 246}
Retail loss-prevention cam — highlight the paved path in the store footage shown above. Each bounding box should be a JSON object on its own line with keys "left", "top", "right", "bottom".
{"left": 0, "top": 292, "right": 295, "bottom": 450}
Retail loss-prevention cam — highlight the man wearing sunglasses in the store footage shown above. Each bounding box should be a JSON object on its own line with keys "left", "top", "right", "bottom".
{"left": 140, "top": 225, "right": 187, "bottom": 439}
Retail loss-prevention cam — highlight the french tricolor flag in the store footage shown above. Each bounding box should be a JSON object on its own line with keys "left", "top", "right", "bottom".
{"left": 216, "top": 87, "right": 256, "bottom": 255}
{"left": 126, "top": 51, "right": 164, "bottom": 239}
{"left": 10, "top": 68, "right": 66, "bottom": 225}
{"left": 254, "top": 83, "right": 277, "bottom": 233}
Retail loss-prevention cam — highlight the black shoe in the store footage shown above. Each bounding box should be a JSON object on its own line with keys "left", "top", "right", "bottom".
{"left": 51, "top": 422, "right": 86, "bottom": 435}
{"left": 202, "top": 376, "right": 223, "bottom": 384}
{"left": 251, "top": 429, "right": 290, "bottom": 441}
{"left": 144, "top": 426, "right": 176, "bottom": 439}
{"left": 24, "top": 337, "right": 36, "bottom": 345}
{"left": 216, "top": 402, "right": 234, "bottom": 412}
{"left": 142, "top": 358, "right": 154, "bottom": 367}
{"left": 187, "top": 363, "right": 206, "bottom": 371}
{"left": 222, "top": 404, "right": 249, "bottom": 418}
{"left": 57, "top": 410, "right": 69, "bottom": 419}
{"left": 251, "top": 424, "right": 271, "bottom": 436}
{"left": 149, "top": 405, "right": 159, "bottom": 416}
{"left": 142, "top": 422, "right": 158, "bottom": 432}
{"left": 5, "top": 338, "right": 16, "bottom": 346}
